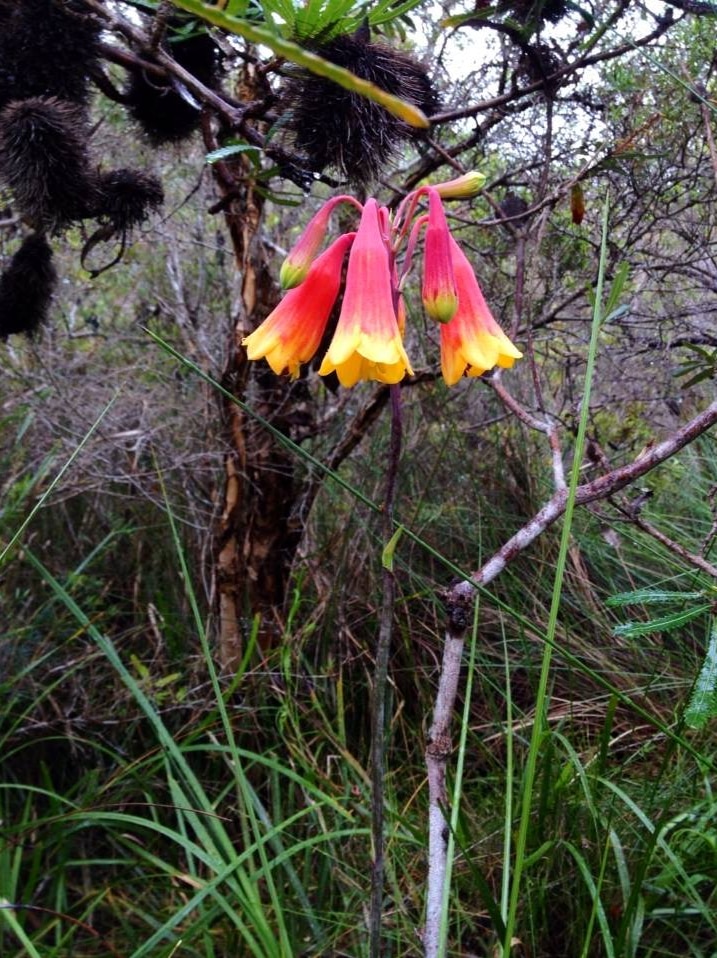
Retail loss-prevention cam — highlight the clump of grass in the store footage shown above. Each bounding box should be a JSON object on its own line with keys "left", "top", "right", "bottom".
{"left": 3, "top": 326, "right": 717, "bottom": 958}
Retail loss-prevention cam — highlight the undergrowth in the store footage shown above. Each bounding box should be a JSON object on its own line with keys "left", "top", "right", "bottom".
{"left": 1, "top": 388, "right": 717, "bottom": 957}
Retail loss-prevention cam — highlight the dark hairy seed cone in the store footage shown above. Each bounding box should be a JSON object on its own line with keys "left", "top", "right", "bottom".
{"left": 0, "top": 0, "right": 100, "bottom": 109}
{"left": 284, "top": 34, "right": 439, "bottom": 188}
{"left": 518, "top": 42, "right": 562, "bottom": 96}
{"left": 0, "top": 97, "right": 98, "bottom": 232}
{"left": 95, "top": 169, "right": 164, "bottom": 233}
{"left": 0, "top": 233, "right": 56, "bottom": 339}
{"left": 499, "top": 192, "right": 529, "bottom": 221}
{"left": 510, "top": 0, "right": 569, "bottom": 24}
{"left": 125, "top": 19, "right": 220, "bottom": 145}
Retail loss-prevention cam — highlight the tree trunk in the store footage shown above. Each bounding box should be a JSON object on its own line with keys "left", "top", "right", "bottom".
{"left": 208, "top": 65, "right": 310, "bottom": 670}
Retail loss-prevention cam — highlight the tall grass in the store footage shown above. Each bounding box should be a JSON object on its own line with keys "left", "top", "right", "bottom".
{"left": 2, "top": 338, "right": 717, "bottom": 955}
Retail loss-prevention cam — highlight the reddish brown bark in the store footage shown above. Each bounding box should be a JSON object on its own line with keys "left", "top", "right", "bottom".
{"left": 206, "top": 65, "right": 309, "bottom": 670}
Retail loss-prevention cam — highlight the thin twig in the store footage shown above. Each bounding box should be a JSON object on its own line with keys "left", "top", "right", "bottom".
{"left": 488, "top": 375, "right": 566, "bottom": 490}
{"left": 421, "top": 402, "right": 717, "bottom": 955}
{"left": 369, "top": 384, "right": 403, "bottom": 957}
{"left": 700, "top": 97, "right": 717, "bottom": 187}
{"left": 473, "top": 399, "right": 717, "bottom": 588}
{"left": 612, "top": 501, "right": 717, "bottom": 580}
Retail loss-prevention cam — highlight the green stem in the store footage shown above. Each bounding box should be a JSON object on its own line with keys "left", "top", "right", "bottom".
{"left": 503, "top": 194, "right": 611, "bottom": 953}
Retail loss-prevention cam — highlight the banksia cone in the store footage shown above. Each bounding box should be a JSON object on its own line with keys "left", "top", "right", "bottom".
{"left": 0, "top": 0, "right": 100, "bottom": 109}
{"left": 518, "top": 42, "right": 562, "bottom": 96}
{"left": 283, "top": 31, "right": 439, "bottom": 188}
{"left": 125, "top": 19, "right": 220, "bottom": 145}
{"left": 0, "top": 233, "right": 56, "bottom": 339}
{"left": 511, "top": 0, "right": 569, "bottom": 25}
{"left": 0, "top": 97, "right": 98, "bottom": 232}
{"left": 95, "top": 169, "right": 164, "bottom": 234}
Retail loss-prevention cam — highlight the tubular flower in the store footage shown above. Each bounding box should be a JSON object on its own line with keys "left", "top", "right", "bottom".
{"left": 421, "top": 189, "right": 458, "bottom": 324}
{"left": 440, "top": 236, "right": 522, "bottom": 386}
{"left": 244, "top": 170, "right": 521, "bottom": 388}
{"left": 280, "top": 194, "right": 361, "bottom": 289}
{"left": 243, "top": 232, "right": 354, "bottom": 378}
{"left": 319, "top": 199, "right": 412, "bottom": 387}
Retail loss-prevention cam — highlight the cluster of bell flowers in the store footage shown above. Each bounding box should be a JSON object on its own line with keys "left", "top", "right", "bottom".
{"left": 242, "top": 172, "right": 523, "bottom": 388}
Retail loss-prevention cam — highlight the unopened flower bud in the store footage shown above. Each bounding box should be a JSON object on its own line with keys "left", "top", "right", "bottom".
{"left": 280, "top": 195, "right": 361, "bottom": 289}
{"left": 433, "top": 171, "right": 486, "bottom": 200}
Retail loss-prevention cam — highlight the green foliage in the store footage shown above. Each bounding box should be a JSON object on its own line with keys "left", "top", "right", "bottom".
{"left": 171, "top": 0, "right": 430, "bottom": 127}
{"left": 608, "top": 586, "right": 717, "bottom": 730}
{"left": 684, "top": 622, "right": 717, "bottom": 729}
{"left": 2, "top": 384, "right": 717, "bottom": 955}
{"left": 674, "top": 343, "right": 717, "bottom": 391}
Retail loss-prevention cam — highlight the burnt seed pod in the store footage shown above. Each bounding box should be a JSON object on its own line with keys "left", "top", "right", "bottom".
{"left": 125, "top": 19, "right": 220, "bottom": 145}
{"left": 0, "top": 233, "right": 56, "bottom": 339}
{"left": 95, "top": 169, "right": 164, "bottom": 234}
{"left": 0, "top": 97, "right": 99, "bottom": 232}
{"left": 0, "top": 0, "right": 100, "bottom": 110}
{"left": 283, "top": 33, "right": 439, "bottom": 188}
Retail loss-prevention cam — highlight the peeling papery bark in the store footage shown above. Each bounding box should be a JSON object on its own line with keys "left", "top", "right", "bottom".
{"left": 423, "top": 399, "right": 717, "bottom": 955}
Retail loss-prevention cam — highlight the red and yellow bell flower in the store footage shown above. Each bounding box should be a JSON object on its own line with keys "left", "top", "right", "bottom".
{"left": 440, "top": 236, "right": 523, "bottom": 386}
{"left": 318, "top": 199, "right": 413, "bottom": 387}
{"left": 421, "top": 189, "right": 458, "bottom": 324}
{"left": 243, "top": 232, "right": 354, "bottom": 378}
{"left": 244, "top": 173, "right": 522, "bottom": 388}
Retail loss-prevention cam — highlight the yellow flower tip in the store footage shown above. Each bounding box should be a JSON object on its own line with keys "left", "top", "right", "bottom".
{"left": 317, "top": 198, "right": 412, "bottom": 387}
{"left": 434, "top": 171, "right": 486, "bottom": 200}
{"left": 320, "top": 352, "right": 412, "bottom": 388}
{"left": 439, "top": 235, "right": 523, "bottom": 387}
{"left": 319, "top": 330, "right": 413, "bottom": 387}
{"left": 244, "top": 232, "right": 355, "bottom": 377}
{"left": 242, "top": 327, "right": 274, "bottom": 361}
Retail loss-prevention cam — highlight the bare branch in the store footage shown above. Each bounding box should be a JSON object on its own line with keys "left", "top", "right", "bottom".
{"left": 473, "top": 399, "right": 717, "bottom": 588}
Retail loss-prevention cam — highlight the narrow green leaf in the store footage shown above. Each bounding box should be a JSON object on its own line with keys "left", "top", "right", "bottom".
{"left": 441, "top": 8, "right": 495, "bottom": 27}
{"left": 382, "top": 525, "right": 404, "bottom": 571}
{"left": 522, "top": 839, "right": 556, "bottom": 869}
{"left": 613, "top": 604, "right": 711, "bottom": 638}
{"left": 681, "top": 342, "right": 715, "bottom": 359}
{"left": 260, "top": 0, "right": 297, "bottom": 29}
{"left": 684, "top": 620, "right": 717, "bottom": 729}
{"left": 365, "top": 0, "right": 426, "bottom": 28}
{"left": 606, "top": 588, "right": 706, "bottom": 607}
{"left": 206, "top": 144, "right": 262, "bottom": 164}
{"left": 170, "top": 0, "right": 430, "bottom": 128}
{"left": 293, "top": 0, "right": 356, "bottom": 40}
{"left": 0, "top": 903, "right": 43, "bottom": 958}
{"left": 680, "top": 369, "right": 716, "bottom": 390}
{"left": 603, "top": 261, "right": 630, "bottom": 321}
{"left": 604, "top": 303, "right": 630, "bottom": 324}
{"left": 561, "top": 841, "right": 616, "bottom": 958}
{"left": 226, "top": 0, "right": 250, "bottom": 16}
